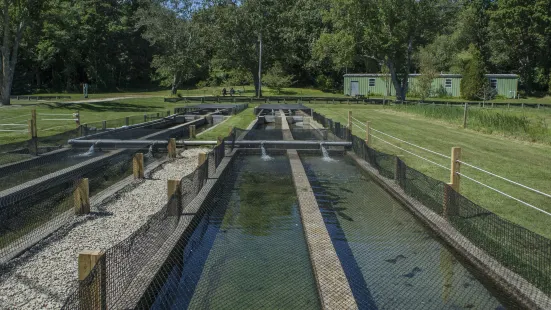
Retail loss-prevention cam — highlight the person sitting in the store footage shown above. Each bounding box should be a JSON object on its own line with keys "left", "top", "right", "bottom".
{"left": 230, "top": 88, "right": 235, "bottom": 96}
{"left": 222, "top": 88, "right": 227, "bottom": 96}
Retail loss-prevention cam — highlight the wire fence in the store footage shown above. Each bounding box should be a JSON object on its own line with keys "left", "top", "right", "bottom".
{"left": 313, "top": 111, "right": 551, "bottom": 299}
{"left": 61, "top": 144, "right": 228, "bottom": 309}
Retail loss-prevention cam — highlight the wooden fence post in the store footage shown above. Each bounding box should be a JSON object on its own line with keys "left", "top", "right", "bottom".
{"left": 190, "top": 125, "right": 196, "bottom": 138}
{"left": 365, "top": 121, "right": 371, "bottom": 145}
{"left": 167, "top": 138, "right": 177, "bottom": 158}
{"left": 133, "top": 153, "right": 144, "bottom": 179}
{"left": 143, "top": 114, "right": 147, "bottom": 122}
{"left": 394, "top": 157, "right": 405, "bottom": 185}
{"left": 78, "top": 250, "right": 106, "bottom": 309}
{"left": 348, "top": 111, "right": 352, "bottom": 134}
{"left": 167, "top": 179, "right": 181, "bottom": 217}
{"left": 125, "top": 117, "right": 129, "bottom": 126}
{"left": 462, "top": 103, "right": 468, "bottom": 129}
{"left": 102, "top": 120, "right": 106, "bottom": 131}
{"left": 28, "top": 109, "right": 38, "bottom": 155}
{"left": 443, "top": 147, "right": 461, "bottom": 218}
{"left": 74, "top": 178, "right": 90, "bottom": 215}
{"left": 198, "top": 152, "right": 207, "bottom": 166}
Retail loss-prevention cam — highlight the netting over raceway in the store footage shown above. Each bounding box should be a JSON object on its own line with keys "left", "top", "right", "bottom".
{"left": 314, "top": 111, "right": 551, "bottom": 300}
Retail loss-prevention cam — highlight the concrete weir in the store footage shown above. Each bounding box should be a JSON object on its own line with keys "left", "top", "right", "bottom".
{"left": 281, "top": 110, "right": 357, "bottom": 310}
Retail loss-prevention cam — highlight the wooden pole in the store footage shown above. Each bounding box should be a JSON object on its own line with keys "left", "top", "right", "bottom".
{"left": 102, "top": 120, "right": 106, "bottom": 131}
{"left": 133, "top": 153, "right": 144, "bottom": 179}
{"left": 78, "top": 250, "right": 106, "bottom": 309}
{"left": 365, "top": 121, "right": 371, "bottom": 145}
{"left": 190, "top": 125, "right": 196, "bottom": 138}
{"left": 143, "top": 114, "right": 147, "bottom": 122}
{"left": 347, "top": 111, "right": 352, "bottom": 133}
{"left": 449, "top": 147, "right": 461, "bottom": 191}
{"left": 74, "top": 178, "right": 90, "bottom": 215}
{"left": 167, "top": 179, "right": 181, "bottom": 217}
{"left": 167, "top": 138, "right": 177, "bottom": 158}
{"left": 462, "top": 103, "right": 468, "bottom": 129}
{"left": 125, "top": 117, "right": 129, "bottom": 126}
{"left": 28, "top": 109, "right": 38, "bottom": 155}
{"left": 198, "top": 152, "right": 207, "bottom": 166}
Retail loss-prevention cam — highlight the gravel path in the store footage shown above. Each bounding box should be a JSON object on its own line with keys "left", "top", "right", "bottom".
{"left": 0, "top": 148, "right": 206, "bottom": 309}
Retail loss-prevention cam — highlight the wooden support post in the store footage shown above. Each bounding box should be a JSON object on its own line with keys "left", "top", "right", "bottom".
{"left": 167, "top": 179, "right": 181, "bottom": 217}
{"left": 190, "top": 125, "right": 196, "bottom": 138}
{"left": 133, "top": 153, "right": 144, "bottom": 179}
{"left": 102, "top": 120, "right": 106, "bottom": 131}
{"left": 462, "top": 103, "right": 468, "bottom": 129}
{"left": 198, "top": 152, "right": 207, "bottom": 166}
{"left": 365, "top": 121, "right": 371, "bottom": 145}
{"left": 167, "top": 110, "right": 170, "bottom": 116}
{"left": 78, "top": 250, "right": 106, "bottom": 309}
{"left": 443, "top": 147, "right": 461, "bottom": 218}
{"left": 394, "top": 157, "right": 406, "bottom": 186}
{"left": 449, "top": 147, "right": 461, "bottom": 192}
{"left": 27, "top": 109, "right": 38, "bottom": 155}
{"left": 125, "top": 117, "right": 129, "bottom": 126}
{"left": 217, "top": 136, "right": 223, "bottom": 145}
{"left": 167, "top": 138, "right": 177, "bottom": 158}
{"left": 74, "top": 178, "right": 90, "bottom": 215}
{"left": 143, "top": 114, "right": 147, "bottom": 122}
{"left": 157, "top": 112, "right": 160, "bottom": 118}
{"left": 347, "top": 110, "right": 352, "bottom": 133}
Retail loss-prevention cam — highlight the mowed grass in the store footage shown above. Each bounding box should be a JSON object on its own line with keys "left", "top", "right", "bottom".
{"left": 314, "top": 104, "right": 551, "bottom": 238}
{"left": 0, "top": 98, "right": 194, "bottom": 144}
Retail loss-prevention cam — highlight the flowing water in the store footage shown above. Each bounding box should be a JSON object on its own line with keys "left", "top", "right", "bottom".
{"left": 150, "top": 155, "right": 319, "bottom": 310}
{"left": 260, "top": 141, "right": 273, "bottom": 161}
{"left": 320, "top": 143, "right": 336, "bottom": 162}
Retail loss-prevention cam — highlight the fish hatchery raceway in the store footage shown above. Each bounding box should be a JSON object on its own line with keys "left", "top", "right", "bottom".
{"left": 0, "top": 148, "right": 205, "bottom": 309}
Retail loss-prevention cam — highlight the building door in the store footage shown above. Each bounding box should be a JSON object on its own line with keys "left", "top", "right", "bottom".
{"left": 350, "top": 81, "right": 359, "bottom": 96}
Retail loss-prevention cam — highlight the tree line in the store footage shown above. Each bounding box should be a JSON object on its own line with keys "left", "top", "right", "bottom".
{"left": 1, "top": 0, "right": 550, "bottom": 105}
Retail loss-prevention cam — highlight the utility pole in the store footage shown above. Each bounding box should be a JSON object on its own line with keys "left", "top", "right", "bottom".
{"left": 258, "top": 33, "right": 262, "bottom": 98}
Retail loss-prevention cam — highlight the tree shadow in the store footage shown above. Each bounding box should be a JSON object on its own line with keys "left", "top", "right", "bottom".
{"left": 42, "top": 101, "right": 160, "bottom": 112}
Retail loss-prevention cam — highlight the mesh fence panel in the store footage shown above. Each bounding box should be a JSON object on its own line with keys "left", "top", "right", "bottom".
{"left": 317, "top": 111, "right": 551, "bottom": 304}
{"left": 61, "top": 152, "right": 214, "bottom": 309}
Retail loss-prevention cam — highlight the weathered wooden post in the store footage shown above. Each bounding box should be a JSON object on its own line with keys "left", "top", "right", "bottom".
{"left": 143, "top": 114, "right": 147, "bottom": 122}
{"left": 74, "top": 178, "right": 90, "bottom": 215}
{"left": 167, "top": 179, "right": 181, "bottom": 217}
{"left": 125, "top": 117, "right": 129, "bottom": 126}
{"left": 167, "top": 138, "right": 177, "bottom": 158}
{"left": 102, "top": 120, "right": 107, "bottom": 131}
{"left": 167, "top": 110, "right": 170, "bottom": 116}
{"left": 365, "top": 121, "right": 371, "bottom": 145}
{"left": 443, "top": 147, "right": 461, "bottom": 218}
{"left": 28, "top": 109, "right": 38, "bottom": 155}
{"left": 190, "top": 125, "right": 196, "bottom": 138}
{"left": 394, "top": 157, "right": 406, "bottom": 186}
{"left": 198, "top": 152, "right": 207, "bottom": 166}
{"left": 133, "top": 153, "right": 144, "bottom": 179}
{"left": 78, "top": 250, "right": 106, "bottom": 309}
{"left": 462, "top": 103, "right": 468, "bottom": 129}
{"left": 348, "top": 111, "right": 352, "bottom": 134}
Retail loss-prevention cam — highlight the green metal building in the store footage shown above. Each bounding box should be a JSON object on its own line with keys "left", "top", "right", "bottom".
{"left": 343, "top": 74, "right": 519, "bottom": 99}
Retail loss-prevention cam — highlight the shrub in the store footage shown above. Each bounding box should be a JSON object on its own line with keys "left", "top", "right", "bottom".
{"left": 460, "top": 44, "right": 487, "bottom": 100}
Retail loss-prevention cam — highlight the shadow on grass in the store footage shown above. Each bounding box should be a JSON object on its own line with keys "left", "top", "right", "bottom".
{"left": 42, "top": 101, "right": 161, "bottom": 113}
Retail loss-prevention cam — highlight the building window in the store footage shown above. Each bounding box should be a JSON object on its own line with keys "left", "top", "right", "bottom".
{"left": 490, "top": 79, "right": 498, "bottom": 89}
{"left": 368, "top": 78, "right": 376, "bottom": 87}
{"left": 445, "top": 79, "right": 452, "bottom": 88}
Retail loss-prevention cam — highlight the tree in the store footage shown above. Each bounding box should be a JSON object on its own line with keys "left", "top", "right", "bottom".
{"left": 1, "top": 0, "right": 46, "bottom": 105}
{"left": 318, "top": 0, "right": 451, "bottom": 101}
{"left": 416, "top": 48, "right": 439, "bottom": 100}
{"left": 476, "top": 83, "right": 497, "bottom": 104}
{"left": 262, "top": 62, "right": 294, "bottom": 94}
{"left": 489, "top": 0, "right": 550, "bottom": 93}
{"left": 460, "top": 44, "right": 487, "bottom": 100}
{"left": 136, "top": 1, "right": 204, "bottom": 95}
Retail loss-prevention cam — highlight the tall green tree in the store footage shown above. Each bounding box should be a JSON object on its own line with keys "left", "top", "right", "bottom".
{"left": 489, "top": 0, "right": 551, "bottom": 93}
{"left": 136, "top": 0, "right": 204, "bottom": 95}
{"left": 1, "top": 0, "right": 47, "bottom": 105}
{"left": 317, "top": 0, "right": 451, "bottom": 101}
{"left": 460, "top": 44, "right": 488, "bottom": 100}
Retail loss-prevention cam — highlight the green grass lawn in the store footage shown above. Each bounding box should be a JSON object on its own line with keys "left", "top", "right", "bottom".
{"left": 314, "top": 104, "right": 551, "bottom": 239}
{"left": 0, "top": 98, "right": 190, "bottom": 144}
{"left": 196, "top": 106, "right": 258, "bottom": 141}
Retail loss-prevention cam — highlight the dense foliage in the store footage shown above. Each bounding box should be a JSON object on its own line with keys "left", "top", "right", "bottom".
{"left": 1, "top": 0, "right": 550, "bottom": 104}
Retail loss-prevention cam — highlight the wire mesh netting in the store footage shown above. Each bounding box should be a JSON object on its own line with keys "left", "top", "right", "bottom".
{"left": 316, "top": 111, "right": 551, "bottom": 305}
{"left": 61, "top": 153, "right": 215, "bottom": 309}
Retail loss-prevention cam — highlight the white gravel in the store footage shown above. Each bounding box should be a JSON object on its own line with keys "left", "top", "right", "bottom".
{"left": 0, "top": 148, "right": 207, "bottom": 309}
